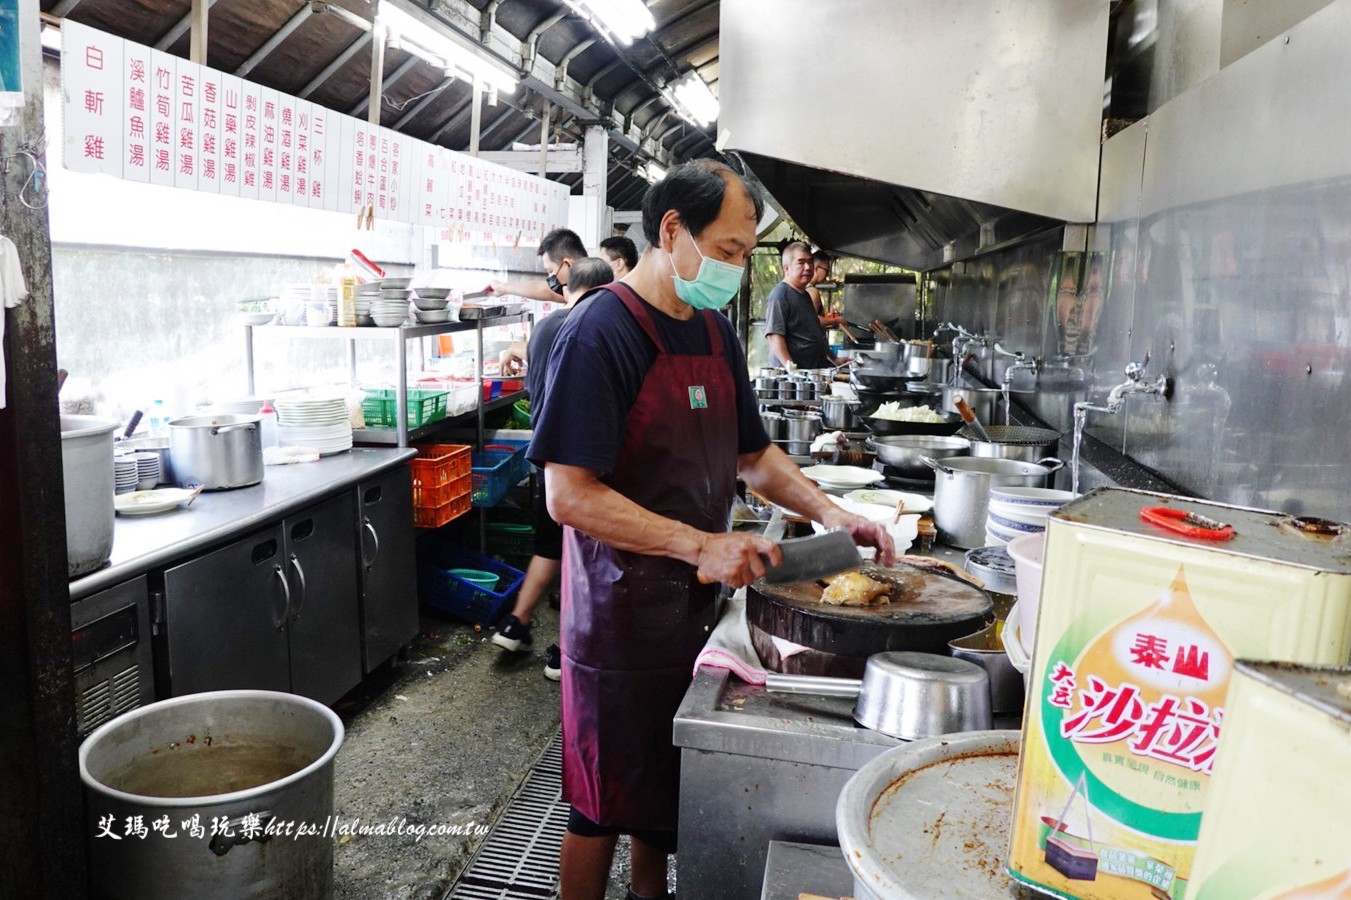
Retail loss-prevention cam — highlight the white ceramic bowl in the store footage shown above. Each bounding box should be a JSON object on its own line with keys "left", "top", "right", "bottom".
{"left": 987, "top": 499, "right": 1052, "bottom": 526}
{"left": 239, "top": 311, "right": 275, "bottom": 325}
{"left": 984, "top": 529, "right": 1009, "bottom": 547}
{"left": 1006, "top": 532, "right": 1045, "bottom": 650}
{"left": 989, "top": 486, "right": 1079, "bottom": 507}
{"left": 986, "top": 510, "right": 1046, "bottom": 536}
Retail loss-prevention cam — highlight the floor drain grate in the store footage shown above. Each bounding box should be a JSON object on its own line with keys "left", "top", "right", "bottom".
{"left": 446, "top": 731, "right": 567, "bottom": 900}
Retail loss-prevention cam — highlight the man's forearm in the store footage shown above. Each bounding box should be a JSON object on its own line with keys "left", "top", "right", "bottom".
{"left": 491, "top": 278, "right": 561, "bottom": 302}
{"left": 738, "top": 443, "right": 837, "bottom": 523}
{"left": 767, "top": 333, "right": 791, "bottom": 366}
{"left": 545, "top": 464, "right": 706, "bottom": 564}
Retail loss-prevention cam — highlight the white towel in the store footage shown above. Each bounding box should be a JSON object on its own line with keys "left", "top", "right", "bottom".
{"left": 693, "top": 591, "right": 811, "bottom": 685}
{"left": 0, "top": 235, "right": 28, "bottom": 410}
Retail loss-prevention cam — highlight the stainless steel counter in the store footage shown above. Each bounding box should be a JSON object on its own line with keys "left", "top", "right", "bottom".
{"left": 760, "top": 840, "right": 853, "bottom": 900}
{"left": 70, "top": 448, "right": 416, "bottom": 600}
{"left": 673, "top": 668, "right": 901, "bottom": 900}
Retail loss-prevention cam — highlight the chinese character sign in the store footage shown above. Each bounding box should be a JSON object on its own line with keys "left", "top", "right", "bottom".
{"left": 61, "top": 21, "right": 568, "bottom": 235}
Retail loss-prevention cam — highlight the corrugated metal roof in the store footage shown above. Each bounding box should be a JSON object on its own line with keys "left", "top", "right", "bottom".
{"left": 40, "top": 0, "right": 722, "bottom": 208}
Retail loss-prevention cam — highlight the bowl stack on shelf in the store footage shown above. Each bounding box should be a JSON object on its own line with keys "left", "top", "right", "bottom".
{"left": 983, "top": 487, "right": 1077, "bottom": 546}
{"left": 113, "top": 454, "right": 138, "bottom": 494}
{"left": 410, "top": 286, "right": 454, "bottom": 324}
{"left": 274, "top": 393, "right": 353, "bottom": 455}
{"left": 132, "top": 452, "right": 162, "bottom": 489}
{"left": 352, "top": 282, "right": 382, "bottom": 325}
{"left": 370, "top": 277, "right": 411, "bottom": 327}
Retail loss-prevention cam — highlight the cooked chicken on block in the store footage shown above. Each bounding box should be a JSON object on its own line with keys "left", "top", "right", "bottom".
{"left": 820, "top": 571, "right": 891, "bottom": 606}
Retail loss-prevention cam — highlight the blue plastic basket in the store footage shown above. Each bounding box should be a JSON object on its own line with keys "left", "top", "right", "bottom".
{"left": 417, "top": 542, "right": 525, "bottom": 626}
{"left": 471, "top": 439, "right": 531, "bottom": 507}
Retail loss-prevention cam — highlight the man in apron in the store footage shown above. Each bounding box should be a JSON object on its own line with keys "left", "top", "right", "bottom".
{"left": 529, "top": 160, "right": 894, "bottom": 900}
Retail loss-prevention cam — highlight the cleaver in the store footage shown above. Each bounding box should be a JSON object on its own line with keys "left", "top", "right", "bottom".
{"left": 761, "top": 530, "right": 862, "bottom": 585}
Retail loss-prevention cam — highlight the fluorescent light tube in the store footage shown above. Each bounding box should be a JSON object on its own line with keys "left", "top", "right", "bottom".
{"left": 378, "top": 1, "right": 517, "bottom": 94}
{"left": 672, "top": 71, "right": 718, "bottom": 127}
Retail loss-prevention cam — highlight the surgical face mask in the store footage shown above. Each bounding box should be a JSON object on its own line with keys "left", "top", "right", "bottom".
{"left": 671, "top": 227, "right": 744, "bottom": 310}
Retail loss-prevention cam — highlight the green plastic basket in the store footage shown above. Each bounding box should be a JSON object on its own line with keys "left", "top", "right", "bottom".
{"left": 362, "top": 388, "right": 449, "bottom": 428}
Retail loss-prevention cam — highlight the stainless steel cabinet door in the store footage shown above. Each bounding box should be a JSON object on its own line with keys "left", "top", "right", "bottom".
{"left": 357, "top": 468, "right": 418, "bottom": 672}
{"left": 162, "top": 528, "right": 291, "bottom": 695}
{"left": 283, "top": 492, "right": 362, "bottom": 705}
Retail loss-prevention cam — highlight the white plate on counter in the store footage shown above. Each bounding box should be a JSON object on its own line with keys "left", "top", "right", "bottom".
{"left": 843, "top": 489, "right": 933, "bottom": 514}
{"left": 799, "top": 465, "right": 885, "bottom": 489}
{"left": 114, "top": 488, "right": 202, "bottom": 516}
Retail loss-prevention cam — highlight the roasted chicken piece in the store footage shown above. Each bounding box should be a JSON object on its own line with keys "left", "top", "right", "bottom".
{"left": 819, "top": 571, "right": 891, "bottom": 606}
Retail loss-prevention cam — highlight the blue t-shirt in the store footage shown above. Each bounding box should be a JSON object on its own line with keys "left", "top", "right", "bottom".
{"left": 528, "top": 286, "right": 769, "bottom": 475}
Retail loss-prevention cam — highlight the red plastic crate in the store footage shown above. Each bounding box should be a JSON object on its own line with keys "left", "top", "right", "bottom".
{"left": 413, "top": 491, "right": 471, "bottom": 529}
{"left": 410, "top": 443, "right": 471, "bottom": 507}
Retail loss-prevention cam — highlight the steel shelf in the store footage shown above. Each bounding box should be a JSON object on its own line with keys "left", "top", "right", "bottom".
{"left": 244, "top": 313, "right": 531, "bottom": 448}
{"left": 352, "top": 392, "right": 526, "bottom": 445}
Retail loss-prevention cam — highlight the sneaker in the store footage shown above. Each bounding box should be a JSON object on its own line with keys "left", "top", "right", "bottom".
{"left": 544, "top": 644, "right": 562, "bottom": 682}
{"left": 491, "top": 615, "right": 533, "bottom": 652}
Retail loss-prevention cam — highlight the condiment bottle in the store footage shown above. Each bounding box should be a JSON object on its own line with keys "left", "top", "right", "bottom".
{"left": 258, "top": 402, "right": 279, "bottom": 448}
{"left": 336, "top": 264, "right": 357, "bottom": 327}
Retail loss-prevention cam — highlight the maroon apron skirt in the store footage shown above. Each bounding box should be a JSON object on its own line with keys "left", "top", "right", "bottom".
{"left": 560, "top": 284, "right": 739, "bottom": 833}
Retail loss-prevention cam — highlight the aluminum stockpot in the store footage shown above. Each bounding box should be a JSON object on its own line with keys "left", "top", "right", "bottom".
{"left": 61, "top": 415, "right": 119, "bottom": 577}
{"left": 868, "top": 434, "right": 970, "bottom": 479}
{"left": 938, "top": 384, "right": 1003, "bottom": 424}
{"left": 80, "top": 690, "right": 343, "bottom": 900}
{"left": 783, "top": 410, "right": 821, "bottom": 456}
{"left": 922, "top": 455, "right": 1064, "bottom": 550}
{"left": 765, "top": 651, "right": 992, "bottom": 741}
{"left": 819, "top": 395, "right": 856, "bottom": 430}
{"left": 760, "top": 410, "right": 786, "bottom": 441}
{"left": 168, "top": 415, "right": 264, "bottom": 491}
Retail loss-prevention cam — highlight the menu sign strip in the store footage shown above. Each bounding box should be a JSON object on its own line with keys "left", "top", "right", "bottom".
{"left": 61, "top": 21, "right": 570, "bottom": 244}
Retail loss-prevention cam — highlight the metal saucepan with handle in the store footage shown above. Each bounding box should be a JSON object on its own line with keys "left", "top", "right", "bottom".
{"left": 922, "top": 455, "right": 1064, "bottom": 549}
{"left": 168, "top": 415, "right": 264, "bottom": 491}
{"left": 765, "top": 651, "right": 992, "bottom": 741}
{"left": 867, "top": 434, "right": 970, "bottom": 478}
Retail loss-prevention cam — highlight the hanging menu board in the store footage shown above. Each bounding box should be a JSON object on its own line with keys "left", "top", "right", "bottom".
{"left": 61, "top": 21, "right": 570, "bottom": 247}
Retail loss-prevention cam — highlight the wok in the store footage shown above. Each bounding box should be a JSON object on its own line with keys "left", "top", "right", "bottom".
{"left": 869, "top": 434, "right": 971, "bottom": 477}
{"left": 864, "top": 409, "right": 964, "bottom": 437}
{"left": 854, "top": 369, "right": 917, "bottom": 392}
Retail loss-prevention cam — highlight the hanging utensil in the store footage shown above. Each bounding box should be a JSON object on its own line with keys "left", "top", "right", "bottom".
{"left": 952, "top": 395, "right": 992, "bottom": 443}
{"left": 120, "top": 410, "right": 144, "bottom": 442}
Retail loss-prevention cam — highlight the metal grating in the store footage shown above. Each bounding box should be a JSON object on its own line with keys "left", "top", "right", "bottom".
{"left": 446, "top": 732, "right": 568, "bottom": 900}
{"left": 77, "top": 661, "right": 143, "bottom": 736}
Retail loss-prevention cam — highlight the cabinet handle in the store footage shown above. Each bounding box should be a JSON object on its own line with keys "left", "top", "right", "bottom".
{"left": 271, "top": 565, "right": 290, "bottom": 632}
{"left": 289, "top": 553, "right": 308, "bottom": 622}
{"left": 361, "top": 517, "right": 381, "bottom": 569}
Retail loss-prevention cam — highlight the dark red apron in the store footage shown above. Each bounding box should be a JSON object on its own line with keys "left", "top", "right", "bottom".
{"left": 559, "top": 283, "right": 739, "bottom": 832}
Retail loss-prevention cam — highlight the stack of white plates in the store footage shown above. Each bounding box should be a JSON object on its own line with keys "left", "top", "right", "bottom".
{"left": 274, "top": 394, "right": 352, "bottom": 455}
{"left": 133, "top": 452, "right": 162, "bottom": 489}
{"left": 114, "top": 455, "right": 138, "bottom": 494}
{"left": 984, "top": 487, "right": 1078, "bottom": 546}
{"left": 212, "top": 397, "right": 272, "bottom": 415}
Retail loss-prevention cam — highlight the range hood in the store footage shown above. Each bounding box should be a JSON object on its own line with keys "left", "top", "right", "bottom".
{"left": 719, "top": 0, "right": 1109, "bottom": 270}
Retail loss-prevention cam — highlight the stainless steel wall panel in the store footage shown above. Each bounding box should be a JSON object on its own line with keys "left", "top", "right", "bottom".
{"left": 720, "top": 0, "right": 1107, "bottom": 221}
{"left": 1141, "top": 0, "right": 1351, "bottom": 217}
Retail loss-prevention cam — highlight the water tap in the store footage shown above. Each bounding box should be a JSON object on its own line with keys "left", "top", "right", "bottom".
{"left": 998, "top": 345, "right": 1041, "bottom": 425}
{"left": 1070, "top": 353, "right": 1173, "bottom": 492}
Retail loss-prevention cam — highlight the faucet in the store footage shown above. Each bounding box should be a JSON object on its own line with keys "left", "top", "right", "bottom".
{"left": 1070, "top": 353, "right": 1173, "bottom": 493}
{"left": 998, "top": 344, "right": 1041, "bottom": 425}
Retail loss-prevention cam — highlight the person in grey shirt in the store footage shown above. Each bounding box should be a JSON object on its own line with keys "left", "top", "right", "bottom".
{"left": 765, "top": 241, "right": 836, "bottom": 369}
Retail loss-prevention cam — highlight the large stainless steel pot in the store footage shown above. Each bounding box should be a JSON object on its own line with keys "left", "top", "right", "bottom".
{"left": 765, "top": 651, "right": 992, "bottom": 741}
{"left": 784, "top": 410, "right": 821, "bottom": 456}
{"left": 169, "top": 415, "right": 263, "bottom": 490}
{"left": 80, "top": 690, "right": 344, "bottom": 900}
{"left": 961, "top": 425, "right": 1061, "bottom": 466}
{"left": 61, "top": 415, "right": 118, "bottom": 577}
{"left": 760, "top": 410, "right": 786, "bottom": 441}
{"left": 868, "top": 434, "right": 970, "bottom": 478}
{"left": 819, "top": 395, "right": 856, "bottom": 430}
{"left": 922, "top": 456, "right": 1064, "bottom": 549}
{"left": 938, "top": 385, "right": 1004, "bottom": 424}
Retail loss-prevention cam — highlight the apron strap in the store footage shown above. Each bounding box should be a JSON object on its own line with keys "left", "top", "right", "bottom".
{"left": 608, "top": 282, "right": 668, "bottom": 354}
{"left": 701, "top": 309, "right": 723, "bottom": 356}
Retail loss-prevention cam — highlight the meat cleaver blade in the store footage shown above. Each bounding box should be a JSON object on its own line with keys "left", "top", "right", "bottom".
{"left": 761, "top": 530, "right": 862, "bottom": 585}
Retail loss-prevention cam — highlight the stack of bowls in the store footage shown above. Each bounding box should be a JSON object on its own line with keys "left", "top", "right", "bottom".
{"left": 370, "top": 278, "right": 411, "bottom": 327}
{"left": 132, "top": 452, "right": 162, "bottom": 489}
{"left": 984, "top": 486, "right": 1077, "bottom": 546}
{"left": 113, "top": 454, "right": 138, "bottom": 494}
{"left": 410, "top": 286, "right": 453, "bottom": 324}
{"left": 353, "top": 281, "right": 384, "bottom": 326}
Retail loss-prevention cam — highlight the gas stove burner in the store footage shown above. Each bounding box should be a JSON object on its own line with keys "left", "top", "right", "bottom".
{"left": 871, "top": 461, "right": 936, "bottom": 490}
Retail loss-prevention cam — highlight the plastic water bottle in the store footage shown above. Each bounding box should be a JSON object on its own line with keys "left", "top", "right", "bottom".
{"left": 258, "top": 402, "right": 279, "bottom": 449}
{"left": 148, "top": 399, "right": 167, "bottom": 437}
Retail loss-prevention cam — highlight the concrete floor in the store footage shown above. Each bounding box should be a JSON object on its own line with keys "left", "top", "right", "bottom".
{"left": 328, "top": 597, "right": 669, "bottom": 900}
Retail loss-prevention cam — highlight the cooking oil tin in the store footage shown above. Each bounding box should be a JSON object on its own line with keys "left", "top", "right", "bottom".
{"left": 1189, "top": 661, "right": 1351, "bottom": 899}
{"left": 1008, "top": 488, "right": 1351, "bottom": 900}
